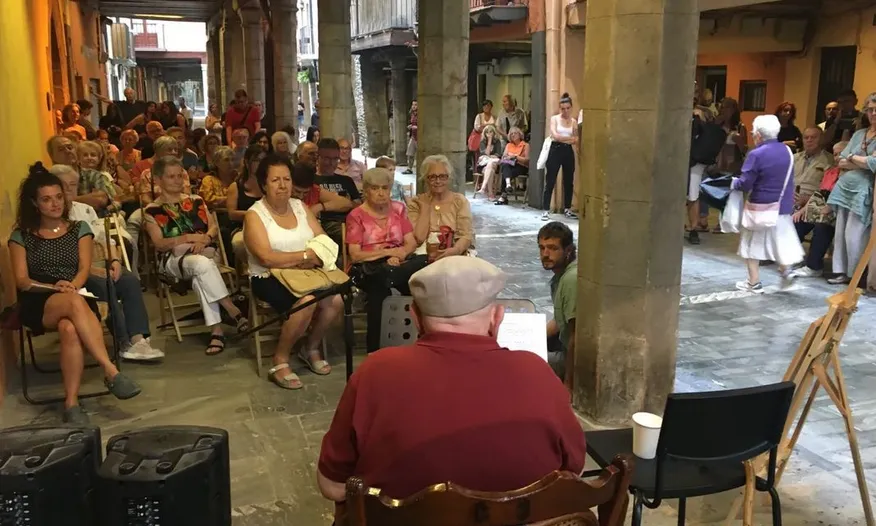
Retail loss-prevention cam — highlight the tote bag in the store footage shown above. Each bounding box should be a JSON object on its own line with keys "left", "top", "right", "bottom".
{"left": 720, "top": 190, "right": 744, "bottom": 233}
{"left": 536, "top": 137, "right": 552, "bottom": 170}
{"left": 741, "top": 146, "right": 794, "bottom": 231}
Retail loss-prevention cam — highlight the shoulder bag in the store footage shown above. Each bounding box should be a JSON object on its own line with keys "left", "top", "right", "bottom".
{"left": 741, "top": 145, "right": 794, "bottom": 231}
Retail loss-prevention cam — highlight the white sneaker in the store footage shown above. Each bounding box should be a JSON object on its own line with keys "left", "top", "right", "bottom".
{"left": 120, "top": 339, "right": 164, "bottom": 362}
{"left": 541, "top": 211, "right": 550, "bottom": 221}
{"left": 735, "top": 280, "right": 764, "bottom": 294}
{"left": 791, "top": 266, "right": 822, "bottom": 278}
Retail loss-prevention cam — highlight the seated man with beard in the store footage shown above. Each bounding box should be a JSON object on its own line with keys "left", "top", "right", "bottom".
{"left": 317, "top": 257, "right": 586, "bottom": 514}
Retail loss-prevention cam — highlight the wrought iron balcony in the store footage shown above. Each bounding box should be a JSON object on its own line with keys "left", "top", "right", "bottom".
{"left": 470, "top": 0, "right": 528, "bottom": 26}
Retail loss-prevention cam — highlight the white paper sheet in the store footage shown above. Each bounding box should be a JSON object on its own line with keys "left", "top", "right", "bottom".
{"left": 497, "top": 312, "right": 548, "bottom": 362}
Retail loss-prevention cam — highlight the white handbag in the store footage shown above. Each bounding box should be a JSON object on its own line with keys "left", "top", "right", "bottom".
{"left": 536, "top": 137, "right": 552, "bottom": 170}
{"left": 720, "top": 190, "right": 744, "bottom": 234}
{"left": 741, "top": 146, "right": 794, "bottom": 231}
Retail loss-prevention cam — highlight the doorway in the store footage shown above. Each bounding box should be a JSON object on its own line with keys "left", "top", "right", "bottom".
{"left": 815, "top": 46, "right": 857, "bottom": 123}
{"left": 696, "top": 66, "right": 727, "bottom": 105}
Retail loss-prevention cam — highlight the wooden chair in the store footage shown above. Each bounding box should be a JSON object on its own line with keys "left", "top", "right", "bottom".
{"left": 106, "top": 213, "right": 132, "bottom": 271}
{"left": 345, "top": 456, "right": 633, "bottom": 526}
{"left": 341, "top": 224, "right": 368, "bottom": 346}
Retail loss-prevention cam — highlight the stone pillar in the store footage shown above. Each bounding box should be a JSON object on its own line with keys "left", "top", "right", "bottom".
{"left": 206, "top": 28, "right": 219, "bottom": 108}
{"left": 528, "top": 30, "right": 547, "bottom": 208}
{"left": 317, "top": 0, "right": 353, "bottom": 141}
{"left": 390, "top": 55, "right": 408, "bottom": 165}
{"left": 573, "top": 0, "right": 699, "bottom": 424}
{"left": 359, "top": 53, "right": 390, "bottom": 157}
{"left": 272, "top": 0, "right": 299, "bottom": 134}
{"left": 222, "top": 9, "right": 246, "bottom": 105}
{"left": 240, "top": 7, "right": 266, "bottom": 110}
{"left": 416, "top": 0, "right": 469, "bottom": 191}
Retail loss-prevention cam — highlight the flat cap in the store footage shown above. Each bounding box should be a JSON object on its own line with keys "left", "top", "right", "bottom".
{"left": 409, "top": 256, "right": 507, "bottom": 318}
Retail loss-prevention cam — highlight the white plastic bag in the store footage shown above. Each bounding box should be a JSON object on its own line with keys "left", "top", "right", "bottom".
{"left": 720, "top": 189, "right": 744, "bottom": 234}
{"left": 536, "top": 137, "right": 552, "bottom": 170}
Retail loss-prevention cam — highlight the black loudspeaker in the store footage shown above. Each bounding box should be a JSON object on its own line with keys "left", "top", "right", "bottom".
{"left": 0, "top": 425, "right": 102, "bottom": 526}
{"left": 96, "top": 426, "right": 231, "bottom": 526}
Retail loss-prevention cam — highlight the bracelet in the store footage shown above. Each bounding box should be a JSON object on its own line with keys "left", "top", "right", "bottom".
{"left": 111, "top": 258, "right": 120, "bottom": 265}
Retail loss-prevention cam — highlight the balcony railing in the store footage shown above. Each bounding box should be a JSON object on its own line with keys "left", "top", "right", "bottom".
{"left": 470, "top": 0, "right": 529, "bottom": 8}
{"left": 351, "top": 0, "right": 417, "bottom": 38}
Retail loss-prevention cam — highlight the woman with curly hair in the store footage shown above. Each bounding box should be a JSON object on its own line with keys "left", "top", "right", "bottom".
{"left": 8, "top": 163, "right": 141, "bottom": 423}
{"left": 61, "top": 103, "right": 87, "bottom": 141}
{"left": 775, "top": 101, "right": 803, "bottom": 153}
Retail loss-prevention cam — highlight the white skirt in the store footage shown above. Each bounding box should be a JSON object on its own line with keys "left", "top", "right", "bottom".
{"left": 738, "top": 214, "right": 805, "bottom": 266}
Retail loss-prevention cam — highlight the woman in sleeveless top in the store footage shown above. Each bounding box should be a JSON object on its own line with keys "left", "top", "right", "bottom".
{"left": 244, "top": 154, "right": 344, "bottom": 390}
{"left": 8, "top": 164, "right": 141, "bottom": 423}
{"left": 543, "top": 93, "right": 578, "bottom": 220}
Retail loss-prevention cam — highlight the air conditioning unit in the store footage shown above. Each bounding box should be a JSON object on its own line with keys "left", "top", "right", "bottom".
{"left": 110, "top": 23, "right": 136, "bottom": 64}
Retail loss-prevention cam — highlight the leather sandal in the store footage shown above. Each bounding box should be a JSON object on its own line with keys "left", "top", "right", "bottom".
{"left": 298, "top": 349, "right": 331, "bottom": 376}
{"left": 205, "top": 334, "right": 226, "bottom": 356}
{"left": 268, "top": 363, "right": 303, "bottom": 390}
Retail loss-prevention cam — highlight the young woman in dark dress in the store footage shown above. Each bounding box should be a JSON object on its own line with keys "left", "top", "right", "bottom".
{"left": 8, "top": 163, "right": 141, "bottom": 424}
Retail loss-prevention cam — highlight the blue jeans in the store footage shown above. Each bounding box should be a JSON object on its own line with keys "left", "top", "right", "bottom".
{"left": 86, "top": 270, "right": 151, "bottom": 346}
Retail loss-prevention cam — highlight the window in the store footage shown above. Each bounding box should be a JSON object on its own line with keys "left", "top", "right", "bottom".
{"left": 740, "top": 81, "right": 767, "bottom": 112}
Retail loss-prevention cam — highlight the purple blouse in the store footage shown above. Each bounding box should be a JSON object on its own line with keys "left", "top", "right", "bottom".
{"left": 732, "top": 139, "right": 795, "bottom": 215}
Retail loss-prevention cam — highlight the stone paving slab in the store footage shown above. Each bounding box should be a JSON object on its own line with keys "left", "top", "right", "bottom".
{"left": 1, "top": 186, "right": 874, "bottom": 525}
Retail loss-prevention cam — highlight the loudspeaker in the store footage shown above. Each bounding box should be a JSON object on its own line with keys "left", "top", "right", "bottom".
{"left": 0, "top": 425, "right": 102, "bottom": 526}
{"left": 96, "top": 426, "right": 230, "bottom": 526}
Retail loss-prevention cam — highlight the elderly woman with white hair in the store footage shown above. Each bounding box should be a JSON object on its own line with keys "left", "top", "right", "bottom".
{"left": 271, "top": 131, "right": 296, "bottom": 160}
{"left": 825, "top": 92, "right": 876, "bottom": 286}
{"left": 408, "top": 155, "right": 475, "bottom": 258}
{"left": 346, "top": 167, "right": 424, "bottom": 353}
{"left": 495, "top": 126, "right": 530, "bottom": 205}
{"left": 732, "top": 114, "right": 804, "bottom": 292}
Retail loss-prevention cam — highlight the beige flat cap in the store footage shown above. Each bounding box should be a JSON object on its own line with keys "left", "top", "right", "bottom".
{"left": 409, "top": 256, "right": 507, "bottom": 318}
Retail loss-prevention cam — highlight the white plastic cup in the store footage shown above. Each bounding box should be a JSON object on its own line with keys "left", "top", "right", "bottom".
{"left": 632, "top": 412, "right": 663, "bottom": 460}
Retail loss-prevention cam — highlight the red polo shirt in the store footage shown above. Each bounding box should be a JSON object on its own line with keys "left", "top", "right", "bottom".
{"left": 225, "top": 104, "right": 260, "bottom": 136}
{"left": 318, "top": 332, "right": 587, "bottom": 499}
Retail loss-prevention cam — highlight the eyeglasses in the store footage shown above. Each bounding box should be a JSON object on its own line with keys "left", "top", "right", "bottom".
{"left": 864, "top": 107, "right": 876, "bottom": 114}
{"left": 427, "top": 173, "right": 449, "bottom": 181}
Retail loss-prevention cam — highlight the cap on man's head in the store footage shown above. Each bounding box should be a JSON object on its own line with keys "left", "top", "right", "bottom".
{"left": 409, "top": 256, "right": 507, "bottom": 318}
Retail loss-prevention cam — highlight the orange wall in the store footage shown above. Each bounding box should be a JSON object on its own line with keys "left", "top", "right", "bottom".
{"left": 697, "top": 52, "right": 787, "bottom": 132}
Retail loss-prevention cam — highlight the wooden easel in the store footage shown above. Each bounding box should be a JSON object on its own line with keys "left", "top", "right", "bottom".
{"left": 727, "top": 231, "right": 876, "bottom": 525}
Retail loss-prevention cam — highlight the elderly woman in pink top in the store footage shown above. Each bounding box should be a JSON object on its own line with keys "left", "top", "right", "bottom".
{"left": 346, "top": 168, "right": 426, "bottom": 353}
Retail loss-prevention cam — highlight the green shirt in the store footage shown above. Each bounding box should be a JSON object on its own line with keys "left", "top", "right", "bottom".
{"left": 550, "top": 261, "right": 577, "bottom": 351}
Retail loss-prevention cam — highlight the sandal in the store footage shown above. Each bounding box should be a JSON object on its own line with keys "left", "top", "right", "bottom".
{"left": 268, "top": 363, "right": 303, "bottom": 390}
{"left": 235, "top": 314, "right": 250, "bottom": 333}
{"left": 298, "top": 349, "right": 331, "bottom": 376}
{"left": 205, "top": 334, "right": 226, "bottom": 356}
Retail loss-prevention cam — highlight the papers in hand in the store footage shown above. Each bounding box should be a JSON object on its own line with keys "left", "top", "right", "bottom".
{"left": 497, "top": 313, "right": 548, "bottom": 362}
{"left": 30, "top": 283, "right": 98, "bottom": 299}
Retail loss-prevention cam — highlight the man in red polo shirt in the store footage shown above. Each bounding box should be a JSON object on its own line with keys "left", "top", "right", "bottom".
{"left": 225, "top": 88, "right": 261, "bottom": 146}
{"left": 317, "top": 256, "right": 587, "bottom": 503}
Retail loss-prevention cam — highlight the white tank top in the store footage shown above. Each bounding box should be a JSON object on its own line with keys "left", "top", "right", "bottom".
{"left": 246, "top": 198, "right": 314, "bottom": 277}
{"left": 554, "top": 116, "right": 574, "bottom": 138}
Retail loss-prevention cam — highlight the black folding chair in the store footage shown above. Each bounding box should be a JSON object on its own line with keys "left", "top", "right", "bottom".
{"left": 585, "top": 381, "right": 795, "bottom": 526}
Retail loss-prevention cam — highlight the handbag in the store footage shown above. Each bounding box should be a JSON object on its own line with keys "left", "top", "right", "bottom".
{"left": 467, "top": 129, "right": 482, "bottom": 152}
{"left": 536, "top": 137, "right": 552, "bottom": 170}
{"left": 741, "top": 146, "right": 794, "bottom": 231}
{"left": 720, "top": 190, "right": 744, "bottom": 234}
{"left": 270, "top": 267, "right": 349, "bottom": 296}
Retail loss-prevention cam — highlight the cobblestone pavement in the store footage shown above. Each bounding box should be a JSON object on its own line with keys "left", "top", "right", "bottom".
{"left": 1, "top": 176, "right": 874, "bottom": 525}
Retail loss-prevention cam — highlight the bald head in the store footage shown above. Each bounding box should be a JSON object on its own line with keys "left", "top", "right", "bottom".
{"left": 297, "top": 141, "right": 318, "bottom": 168}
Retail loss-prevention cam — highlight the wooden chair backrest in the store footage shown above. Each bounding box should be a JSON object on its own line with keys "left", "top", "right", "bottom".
{"left": 345, "top": 455, "right": 632, "bottom": 526}
{"left": 404, "top": 183, "right": 414, "bottom": 199}
{"left": 210, "top": 210, "right": 232, "bottom": 268}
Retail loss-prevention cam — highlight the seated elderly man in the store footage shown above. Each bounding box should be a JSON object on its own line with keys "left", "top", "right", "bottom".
{"left": 48, "top": 135, "right": 116, "bottom": 215}
{"left": 317, "top": 257, "right": 586, "bottom": 506}
{"left": 295, "top": 140, "right": 319, "bottom": 168}
{"left": 793, "top": 127, "right": 833, "bottom": 214}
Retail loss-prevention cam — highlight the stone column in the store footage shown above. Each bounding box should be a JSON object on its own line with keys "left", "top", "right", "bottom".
{"left": 272, "top": 0, "right": 298, "bottom": 134}
{"left": 359, "top": 53, "right": 390, "bottom": 157}
{"left": 206, "top": 28, "right": 219, "bottom": 108}
{"left": 222, "top": 9, "right": 246, "bottom": 104}
{"left": 573, "top": 0, "right": 699, "bottom": 424}
{"left": 318, "top": 0, "right": 353, "bottom": 141}
{"left": 390, "top": 55, "right": 408, "bottom": 165}
{"left": 416, "top": 0, "right": 469, "bottom": 191}
{"left": 240, "top": 7, "right": 266, "bottom": 110}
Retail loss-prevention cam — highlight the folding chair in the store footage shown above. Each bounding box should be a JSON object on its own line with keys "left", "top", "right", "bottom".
{"left": 106, "top": 213, "right": 132, "bottom": 271}
{"left": 211, "top": 210, "right": 239, "bottom": 293}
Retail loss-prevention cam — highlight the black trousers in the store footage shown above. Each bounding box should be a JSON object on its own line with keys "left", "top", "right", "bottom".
{"left": 795, "top": 221, "right": 835, "bottom": 271}
{"left": 543, "top": 142, "right": 575, "bottom": 210}
{"left": 500, "top": 162, "right": 528, "bottom": 193}
{"left": 357, "top": 255, "right": 428, "bottom": 353}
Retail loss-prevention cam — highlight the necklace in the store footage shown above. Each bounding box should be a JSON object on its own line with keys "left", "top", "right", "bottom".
{"left": 50, "top": 225, "right": 62, "bottom": 233}
{"left": 265, "top": 200, "right": 291, "bottom": 217}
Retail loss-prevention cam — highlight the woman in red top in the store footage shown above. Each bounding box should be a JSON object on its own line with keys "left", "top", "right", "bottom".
{"left": 346, "top": 168, "right": 425, "bottom": 353}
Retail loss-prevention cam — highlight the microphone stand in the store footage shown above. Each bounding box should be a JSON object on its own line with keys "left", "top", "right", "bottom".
{"left": 103, "top": 217, "right": 122, "bottom": 367}
{"left": 229, "top": 279, "right": 356, "bottom": 380}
